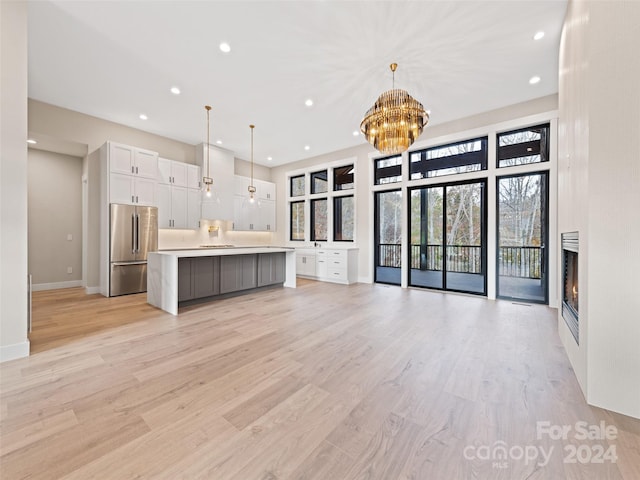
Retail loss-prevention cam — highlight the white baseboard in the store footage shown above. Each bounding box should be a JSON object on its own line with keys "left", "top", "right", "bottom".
{"left": 358, "top": 276, "right": 373, "bottom": 284}
{"left": 0, "top": 340, "right": 30, "bottom": 363}
{"left": 85, "top": 286, "right": 101, "bottom": 295}
{"left": 32, "top": 280, "right": 83, "bottom": 292}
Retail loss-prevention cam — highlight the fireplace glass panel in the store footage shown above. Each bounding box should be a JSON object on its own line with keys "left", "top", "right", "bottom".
{"left": 563, "top": 250, "right": 578, "bottom": 314}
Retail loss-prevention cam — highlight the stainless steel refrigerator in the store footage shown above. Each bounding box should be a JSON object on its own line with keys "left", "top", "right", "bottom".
{"left": 109, "top": 203, "right": 158, "bottom": 296}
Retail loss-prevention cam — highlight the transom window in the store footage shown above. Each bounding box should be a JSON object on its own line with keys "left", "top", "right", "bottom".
{"left": 290, "top": 175, "right": 305, "bottom": 197}
{"left": 410, "top": 137, "right": 488, "bottom": 179}
{"left": 497, "top": 124, "right": 550, "bottom": 168}
{"left": 374, "top": 155, "right": 402, "bottom": 184}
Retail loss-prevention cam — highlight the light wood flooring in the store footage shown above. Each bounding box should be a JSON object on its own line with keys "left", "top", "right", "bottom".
{"left": 1, "top": 281, "right": 639, "bottom": 479}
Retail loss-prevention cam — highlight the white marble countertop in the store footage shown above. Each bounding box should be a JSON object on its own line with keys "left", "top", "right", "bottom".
{"left": 152, "top": 246, "right": 294, "bottom": 258}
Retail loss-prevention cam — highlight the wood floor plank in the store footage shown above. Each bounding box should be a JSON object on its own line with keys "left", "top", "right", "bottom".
{"left": 0, "top": 283, "right": 637, "bottom": 479}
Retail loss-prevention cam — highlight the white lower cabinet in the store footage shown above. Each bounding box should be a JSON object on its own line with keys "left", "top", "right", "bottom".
{"left": 296, "top": 248, "right": 358, "bottom": 284}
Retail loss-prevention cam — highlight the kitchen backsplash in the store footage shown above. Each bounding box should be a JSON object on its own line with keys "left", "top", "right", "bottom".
{"left": 158, "top": 220, "right": 273, "bottom": 250}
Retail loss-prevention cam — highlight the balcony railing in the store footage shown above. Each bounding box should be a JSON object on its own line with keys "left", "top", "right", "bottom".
{"left": 378, "top": 244, "right": 542, "bottom": 279}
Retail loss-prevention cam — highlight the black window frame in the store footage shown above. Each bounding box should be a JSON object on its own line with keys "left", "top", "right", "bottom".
{"left": 374, "top": 155, "right": 402, "bottom": 185}
{"left": 310, "top": 198, "right": 328, "bottom": 241}
{"left": 497, "top": 123, "right": 550, "bottom": 168}
{"left": 333, "top": 195, "right": 354, "bottom": 242}
{"left": 310, "top": 170, "right": 328, "bottom": 194}
{"left": 410, "top": 137, "right": 488, "bottom": 179}
{"left": 289, "top": 200, "right": 305, "bottom": 241}
{"left": 290, "top": 174, "right": 305, "bottom": 197}
{"left": 333, "top": 165, "right": 354, "bottom": 191}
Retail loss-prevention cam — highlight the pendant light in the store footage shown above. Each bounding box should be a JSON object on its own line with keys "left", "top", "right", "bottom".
{"left": 360, "top": 63, "right": 429, "bottom": 154}
{"left": 202, "top": 105, "right": 214, "bottom": 197}
{"left": 248, "top": 124, "right": 257, "bottom": 203}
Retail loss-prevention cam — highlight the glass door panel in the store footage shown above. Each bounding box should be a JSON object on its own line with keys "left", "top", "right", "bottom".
{"left": 410, "top": 187, "right": 444, "bottom": 289}
{"left": 375, "top": 190, "right": 402, "bottom": 285}
{"left": 445, "top": 182, "right": 485, "bottom": 293}
{"left": 497, "top": 172, "right": 548, "bottom": 303}
{"left": 410, "top": 180, "right": 486, "bottom": 295}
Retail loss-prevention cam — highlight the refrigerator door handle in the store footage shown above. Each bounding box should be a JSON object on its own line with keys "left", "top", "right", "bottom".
{"left": 131, "top": 213, "right": 136, "bottom": 254}
{"left": 136, "top": 213, "right": 141, "bottom": 252}
{"left": 112, "top": 261, "right": 147, "bottom": 266}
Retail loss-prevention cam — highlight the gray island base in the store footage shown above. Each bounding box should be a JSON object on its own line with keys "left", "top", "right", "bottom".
{"left": 147, "top": 247, "right": 296, "bottom": 315}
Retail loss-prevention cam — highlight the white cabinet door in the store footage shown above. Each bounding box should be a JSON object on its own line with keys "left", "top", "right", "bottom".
{"left": 258, "top": 199, "right": 276, "bottom": 231}
{"left": 134, "top": 177, "right": 156, "bottom": 206}
{"left": 134, "top": 148, "right": 158, "bottom": 179}
{"left": 187, "top": 165, "right": 200, "bottom": 190}
{"left": 109, "top": 143, "right": 135, "bottom": 175}
{"left": 187, "top": 188, "right": 201, "bottom": 230}
{"left": 316, "top": 250, "right": 328, "bottom": 278}
{"left": 171, "top": 186, "right": 188, "bottom": 228}
{"left": 198, "top": 144, "right": 234, "bottom": 220}
{"left": 232, "top": 195, "right": 250, "bottom": 230}
{"left": 110, "top": 173, "right": 134, "bottom": 204}
{"left": 171, "top": 162, "right": 188, "bottom": 187}
{"left": 257, "top": 179, "right": 276, "bottom": 201}
{"left": 157, "top": 183, "right": 172, "bottom": 228}
{"left": 157, "top": 158, "right": 172, "bottom": 185}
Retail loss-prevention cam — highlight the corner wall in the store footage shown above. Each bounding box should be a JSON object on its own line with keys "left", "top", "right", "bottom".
{"left": 558, "top": 0, "right": 640, "bottom": 418}
{"left": 0, "top": 0, "right": 30, "bottom": 361}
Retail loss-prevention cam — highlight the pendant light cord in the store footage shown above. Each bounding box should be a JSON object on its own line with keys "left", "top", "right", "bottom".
{"left": 250, "top": 124, "right": 255, "bottom": 185}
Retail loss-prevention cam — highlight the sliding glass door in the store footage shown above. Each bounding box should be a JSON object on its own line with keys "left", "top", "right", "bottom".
{"left": 374, "top": 190, "right": 402, "bottom": 285}
{"left": 497, "top": 172, "right": 548, "bottom": 303}
{"left": 410, "top": 180, "right": 487, "bottom": 294}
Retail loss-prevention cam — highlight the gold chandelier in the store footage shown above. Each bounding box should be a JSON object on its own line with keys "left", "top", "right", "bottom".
{"left": 360, "top": 63, "right": 429, "bottom": 155}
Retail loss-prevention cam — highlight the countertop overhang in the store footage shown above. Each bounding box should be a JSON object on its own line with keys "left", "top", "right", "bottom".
{"left": 152, "top": 246, "right": 294, "bottom": 258}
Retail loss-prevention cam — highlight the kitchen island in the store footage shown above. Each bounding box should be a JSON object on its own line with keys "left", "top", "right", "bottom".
{"left": 147, "top": 247, "right": 296, "bottom": 315}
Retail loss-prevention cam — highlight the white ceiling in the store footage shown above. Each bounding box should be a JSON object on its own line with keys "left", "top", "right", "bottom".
{"left": 28, "top": 0, "right": 567, "bottom": 166}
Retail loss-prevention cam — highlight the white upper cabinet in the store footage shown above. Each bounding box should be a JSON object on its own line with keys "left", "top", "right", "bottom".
{"left": 232, "top": 175, "right": 276, "bottom": 231}
{"left": 158, "top": 157, "right": 189, "bottom": 187}
{"left": 196, "top": 143, "right": 234, "bottom": 221}
{"left": 104, "top": 142, "right": 158, "bottom": 206}
{"left": 187, "top": 164, "right": 201, "bottom": 190}
{"left": 108, "top": 142, "right": 158, "bottom": 179}
{"left": 157, "top": 158, "right": 201, "bottom": 230}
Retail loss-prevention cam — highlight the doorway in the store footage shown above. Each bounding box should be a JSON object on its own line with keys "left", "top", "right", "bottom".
{"left": 409, "top": 179, "right": 487, "bottom": 295}
{"left": 374, "top": 189, "right": 402, "bottom": 285}
{"left": 497, "top": 172, "right": 548, "bottom": 303}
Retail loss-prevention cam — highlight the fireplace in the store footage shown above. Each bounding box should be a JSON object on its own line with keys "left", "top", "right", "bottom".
{"left": 562, "top": 232, "right": 579, "bottom": 344}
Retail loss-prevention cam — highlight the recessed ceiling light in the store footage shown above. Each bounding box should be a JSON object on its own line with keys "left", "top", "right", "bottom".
{"left": 529, "top": 76, "right": 541, "bottom": 85}
{"left": 267, "top": 156, "right": 273, "bottom": 161}
{"left": 305, "top": 99, "right": 313, "bottom": 107}
{"left": 304, "top": 145, "right": 310, "bottom": 151}
{"left": 215, "top": 140, "right": 222, "bottom": 145}
{"left": 170, "top": 86, "right": 181, "bottom": 95}
{"left": 139, "top": 114, "right": 148, "bottom": 120}
{"left": 353, "top": 131, "right": 360, "bottom": 136}
{"left": 27, "top": 139, "right": 37, "bottom": 144}
{"left": 534, "top": 31, "right": 545, "bottom": 40}
{"left": 219, "top": 42, "right": 231, "bottom": 53}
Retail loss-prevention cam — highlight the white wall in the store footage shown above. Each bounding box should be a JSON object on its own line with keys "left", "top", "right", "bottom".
{"left": 27, "top": 149, "right": 83, "bottom": 288}
{"left": 0, "top": 0, "right": 30, "bottom": 361}
{"left": 558, "top": 0, "right": 640, "bottom": 419}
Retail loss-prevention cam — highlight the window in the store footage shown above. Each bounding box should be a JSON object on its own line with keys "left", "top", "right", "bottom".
{"left": 287, "top": 161, "right": 356, "bottom": 243}
{"left": 290, "top": 201, "right": 305, "bottom": 241}
{"left": 311, "top": 170, "right": 328, "bottom": 194}
{"left": 290, "top": 175, "right": 305, "bottom": 197}
{"left": 333, "top": 165, "right": 354, "bottom": 191}
{"left": 310, "top": 198, "right": 327, "bottom": 241}
{"left": 374, "top": 155, "right": 402, "bottom": 185}
{"left": 410, "top": 137, "right": 487, "bottom": 179}
{"left": 334, "top": 196, "right": 354, "bottom": 241}
{"left": 497, "top": 124, "right": 549, "bottom": 168}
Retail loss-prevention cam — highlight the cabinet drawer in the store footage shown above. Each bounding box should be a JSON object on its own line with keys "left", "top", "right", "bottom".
{"left": 328, "top": 257, "right": 346, "bottom": 268}
{"left": 329, "top": 250, "right": 347, "bottom": 260}
{"left": 327, "top": 268, "right": 347, "bottom": 281}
